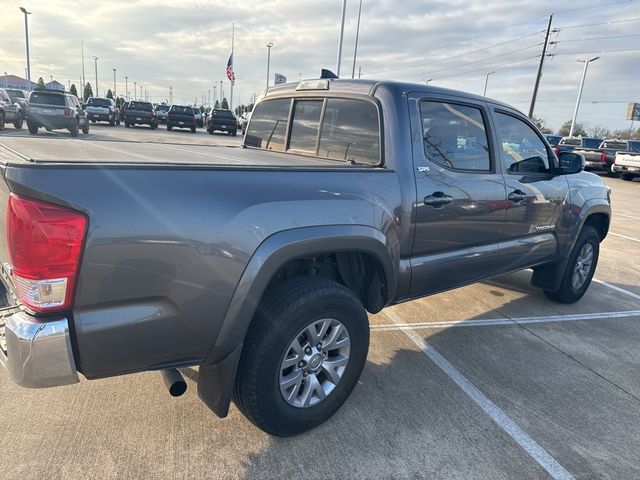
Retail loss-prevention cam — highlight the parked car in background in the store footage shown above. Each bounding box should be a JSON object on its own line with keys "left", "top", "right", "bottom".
{"left": 155, "top": 104, "right": 170, "bottom": 123}
{"left": 193, "top": 108, "right": 203, "bottom": 128}
{"left": 0, "top": 88, "right": 24, "bottom": 129}
{"left": 207, "top": 108, "right": 237, "bottom": 136}
{"left": 167, "top": 105, "right": 197, "bottom": 133}
{"left": 25, "top": 89, "right": 89, "bottom": 136}
{"left": 574, "top": 138, "right": 633, "bottom": 175}
{"left": 0, "top": 78, "right": 610, "bottom": 437}
{"left": 124, "top": 101, "right": 157, "bottom": 129}
{"left": 557, "top": 136, "right": 603, "bottom": 154}
{"left": 544, "top": 134, "right": 562, "bottom": 146}
{"left": 85, "top": 97, "right": 120, "bottom": 126}
{"left": 612, "top": 141, "right": 640, "bottom": 181}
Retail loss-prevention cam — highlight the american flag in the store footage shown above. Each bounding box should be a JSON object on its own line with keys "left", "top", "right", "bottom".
{"left": 226, "top": 54, "right": 235, "bottom": 85}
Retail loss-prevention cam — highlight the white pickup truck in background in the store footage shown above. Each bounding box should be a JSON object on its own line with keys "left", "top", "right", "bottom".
{"left": 613, "top": 142, "right": 640, "bottom": 181}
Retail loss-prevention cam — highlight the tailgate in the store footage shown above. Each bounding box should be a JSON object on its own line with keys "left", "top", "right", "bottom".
{"left": 616, "top": 152, "right": 640, "bottom": 167}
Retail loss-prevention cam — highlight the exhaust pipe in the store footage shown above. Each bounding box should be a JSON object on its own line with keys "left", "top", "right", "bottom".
{"left": 161, "top": 369, "right": 187, "bottom": 397}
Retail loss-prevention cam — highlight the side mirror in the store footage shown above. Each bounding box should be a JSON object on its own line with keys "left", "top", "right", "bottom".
{"left": 558, "top": 152, "right": 584, "bottom": 175}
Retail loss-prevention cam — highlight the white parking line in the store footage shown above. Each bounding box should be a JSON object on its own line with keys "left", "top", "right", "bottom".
{"left": 594, "top": 278, "right": 640, "bottom": 302}
{"left": 383, "top": 309, "right": 575, "bottom": 480}
{"left": 609, "top": 232, "right": 640, "bottom": 244}
{"left": 613, "top": 212, "right": 640, "bottom": 221}
{"left": 371, "top": 310, "right": 640, "bottom": 331}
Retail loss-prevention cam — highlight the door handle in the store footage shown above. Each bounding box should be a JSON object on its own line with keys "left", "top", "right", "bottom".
{"left": 508, "top": 190, "right": 527, "bottom": 202}
{"left": 424, "top": 192, "right": 453, "bottom": 208}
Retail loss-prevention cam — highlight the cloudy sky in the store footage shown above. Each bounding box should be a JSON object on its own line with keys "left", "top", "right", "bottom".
{"left": 1, "top": 0, "right": 638, "bottom": 132}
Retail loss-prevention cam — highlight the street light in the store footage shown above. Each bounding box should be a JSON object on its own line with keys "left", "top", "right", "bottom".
{"left": 19, "top": 7, "right": 31, "bottom": 91}
{"left": 113, "top": 68, "right": 116, "bottom": 98}
{"left": 482, "top": 71, "right": 495, "bottom": 96}
{"left": 4, "top": 71, "right": 7, "bottom": 88}
{"left": 93, "top": 56, "right": 99, "bottom": 97}
{"left": 266, "top": 42, "right": 273, "bottom": 88}
{"left": 133, "top": 81, "right": 136, "bottom": 100}
{"left": 125, "top": 76, "right": 128, "bottom": 100}
{"left": 569, "top": 56, "right": 600, "bottom": 138}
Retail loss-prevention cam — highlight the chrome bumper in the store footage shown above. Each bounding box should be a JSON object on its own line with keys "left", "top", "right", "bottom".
{"left": 0, "top": 308, "right": 79, "bottom": 388}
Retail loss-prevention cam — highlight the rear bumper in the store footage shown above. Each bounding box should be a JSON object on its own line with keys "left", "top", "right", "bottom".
{"left": 612, "top": 164, "right": 640, "bottom": 175}
{"left": 168, "top": 120, "right": 196, "bottom": 128}
{"left": 26, "top": 114, "right": 74, "bottom": 130}
{"left": 208, "top": 123, "right": 236, "bottom": 132}
{"left": 0, "top": 309, "right": 79, "bottom": 388}
{"left": 87, "top": 112, "right": 112, "bottom": 121}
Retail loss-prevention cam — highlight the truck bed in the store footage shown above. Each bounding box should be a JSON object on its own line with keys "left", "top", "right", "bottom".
{"left": 0, "top": 138, "right": 355, "bottom": 168}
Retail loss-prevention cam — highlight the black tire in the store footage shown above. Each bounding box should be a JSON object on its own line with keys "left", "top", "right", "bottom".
{"left": 109, "top": 118, "right": 115, "bottom": 126}
{"left": 116, "top": 118, "right": 121, "bottom": 126}
{"left": 544, "top": 225, "right": 600, "bottom": 304}
{"left": 150, "top": 122, "right": 157, "bottom": 130}
{"left": 69, "top": 119, "right": 79, "bottom": 137}
{"left": 231, "top": 130, "right": 237, "bottom": 137}
{"left": 13, "top": 113, "right": 23, "bottom": 129}
{"left": 125, "top": 121, "right": 130, "bottom": 128}
{"left": 233, "top": 276, "right": 369, "bottom": 436}
{"left": 0, "top": 111, "right": 4, "bottom": 131}
{"left": 27, "top": 121, "right": 38, "bottom": 135}
{"left": 167, "top": 124, "right": 172, "bottom": 131}
{"left": 82, "top": 122, "right": 90, "bottom": 135}
{"left": 621, "top": 173, "right": 635, "bottom": 181}
{"left": 208, "top": 129, "right": 214, "bottom": 135}
{"left": 191, "top": 126, "right": 196, "bottom": 133}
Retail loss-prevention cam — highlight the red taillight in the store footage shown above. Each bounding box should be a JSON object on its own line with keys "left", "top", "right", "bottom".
{"left": 600, "top": 151, "right": 607, "bottom": 163}
{"left": 25, "top": 104, "right": 30, "bottom": 114}
{"left": 6, "top": 194, "right": 87, "bottom": 313}
{"left": 64, "top": 107, "right": 73, "bottom": 117}
{"left": 108, "top": 107, "right": 113, "bottom": 115}
{"left": 553, "top": 147, "right": 560, "bottom": 157}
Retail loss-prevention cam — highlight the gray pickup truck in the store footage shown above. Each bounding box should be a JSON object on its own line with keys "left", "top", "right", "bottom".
{"left": 0, "top": 78, "right": 611, "bottom": 436}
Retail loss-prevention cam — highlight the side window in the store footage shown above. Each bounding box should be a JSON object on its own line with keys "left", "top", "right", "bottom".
{"left": 421, "top": 101, "right": 491, "bottom": 171}
{"left": 318, "top": 99, "right": 380, "bottom": 165}
{"left": 495, "top": 112, "right": 551, "bottom": 174}
{"left": 288, "top": 100, "right": 323, "bottom": 153}
{"left": 244, "top": 98, "right": 291, "bottom": 152}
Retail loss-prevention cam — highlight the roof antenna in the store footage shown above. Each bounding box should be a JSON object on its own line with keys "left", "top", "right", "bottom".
{"left": 321, "top": 69, "right": 339, "bottom": 79}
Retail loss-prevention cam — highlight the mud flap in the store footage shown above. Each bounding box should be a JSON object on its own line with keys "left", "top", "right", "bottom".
{"left": 531, "top": 257, "right": 569, "bottom": 292}
{"left": 197, "top": 343, "right": 243, "bottom": 418}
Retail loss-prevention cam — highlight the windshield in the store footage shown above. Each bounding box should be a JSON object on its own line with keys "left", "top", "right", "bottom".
{"left": 87, "top": 98, "right": 112, "bottom": 107}
{"left": 156, "top": 105, "right": 169, "bottom": 112}
{"left": 128, "top": 101, "right": 153, "bottom": 111}
{"left": 29, "top": 91, "right": 66, "bottom": 106}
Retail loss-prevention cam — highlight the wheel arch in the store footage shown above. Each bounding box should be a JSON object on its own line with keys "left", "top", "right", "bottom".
{"left": 197, "top": 224, "right": 398, "bottom": 417}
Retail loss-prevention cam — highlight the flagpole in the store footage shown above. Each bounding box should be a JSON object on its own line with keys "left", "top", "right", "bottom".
{"left": 230, "top": 22, "right": 234, "bottom": 112}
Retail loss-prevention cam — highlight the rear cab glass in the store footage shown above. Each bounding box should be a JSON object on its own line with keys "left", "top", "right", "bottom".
{"left": 583, "top": 138, "right": 602, "bottom": 149}
{"left": 601, "top": 141, "right": 627, "bottom": 150}
{"left": 560, "top": 138, "right": 581, "bottom": 146}
{"left": 29, "top": 92, "right": 66, "bottom": 106}
{"left": 87, "top": 98, "right": 112, "bottom": 107}
{"left": 170, "top": 106, "right": 193, "bottom": 114}
{"left": 128, "top": 101, "right": 153, "bottom": 111}
{"left": 245, "top": 96, "right": 381, "bottom": 165}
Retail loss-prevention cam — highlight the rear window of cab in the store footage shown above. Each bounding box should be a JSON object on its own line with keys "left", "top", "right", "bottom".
{"left": 244, "top": 97, "right": 381, "bottom": 166}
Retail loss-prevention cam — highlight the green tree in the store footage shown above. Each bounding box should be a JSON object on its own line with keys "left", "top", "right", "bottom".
{"left": 117, "top": 97, "right": 125, "bottom": 107}
{"left": 214, "top": 100, "right": 220, "bottom": 109}
{"left": 200, "top": 105, "right": 205, "bottom": 113}
{"left": 221, "top": 97, "right": 229, "bottom": 110}
{"left": 83, "top": 82, "right": 94, "bottom": 101}
{"left": 558, "top": 119, "right": 587, "bottom": 137}
{"left": 106, "top": 89, "right": 114, "bottom": 99}
{"left": 69, "top": 84, "right": 78, "bottom": 97}
{"left": 36, "top": 77, "right": 46, "bottom": 90}
{"left": 246, "top": 103, "right": 254, "bottom": 112}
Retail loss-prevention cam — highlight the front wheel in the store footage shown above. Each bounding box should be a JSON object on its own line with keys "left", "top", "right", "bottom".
{"left": 69, "top": 119, "right": 79, "bottom": 137}
{"left": 167, "top": 124, "right": 172, "bottom": 131}
{"left": 233, "top": 276, "right": 369, "bottom": 436}
{"left": 125, "top": 121, "right": 130, "bottom": 128}
{"left": 544, "top": 225, "right": 600, "bottom": 304}
{"left": 82, "top": 122, "right": 90, "bottom": 135}
{"left": 191, "top": 126, "right": 196, "bottom": 133}
{"left": 13, "top": 113, "right": 23, "bottom": 129}
{"left": 27, "top": 121, "right": 38, "bottom": 135}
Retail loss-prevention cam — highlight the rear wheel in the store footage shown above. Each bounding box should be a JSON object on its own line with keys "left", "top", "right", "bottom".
{"left": 150, "top": 122, "right": 157, "bottom": 130}
{"left": 27, "top": 121, "right": 38, "bottom": 135}
{"left": 544, "top": 225, "right": 600, "bottom": 304}
{"left": 125, "top": 121, "right": 130, "bottom": 128}
{"left": 109, "top": 117, "right": 115, "bottom": 126}
{"left": 13, "top": 113, "right": 23, "bottom": 129}
{"left": 621, "top": 173, "right": 635, "bottom": 181}
{"left": 82, "top": 121, "right": 90, "bottom": 135}
{"left": 0, "top": 111, "right": 5, "bottom": 130}
{"left": 69, "top": 119, "right": 79, "bottom": 137}
{"left": 191, "top": 126, "right": 196, "bottom": 133}
{"left": 233, "top": 276, "right": 369, "bottom": 436}
{"left": 116, "top": 118, "right": 121, "bottom": 126}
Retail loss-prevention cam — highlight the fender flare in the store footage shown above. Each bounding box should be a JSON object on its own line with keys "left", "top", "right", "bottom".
{"left": 197, "top": 224, "right": 398, "bottom": 417}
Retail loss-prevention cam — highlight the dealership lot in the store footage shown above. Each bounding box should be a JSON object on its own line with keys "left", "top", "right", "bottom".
{"left": 1, "top": 125, "right": 639, "bottom": 480}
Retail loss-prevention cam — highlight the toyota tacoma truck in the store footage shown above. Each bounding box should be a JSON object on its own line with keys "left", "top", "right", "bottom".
{"left": 166, "top": 105, "right": 197, "bottom": 133}
{"left": 85, "top": 97, "right": 120, "bottom": 126}
{"left": 574, "top": 138, "right": 632, "bottom": 175}
{"left": 123, "top": 100, "right": 157, "bottom": 129}
{"left": 0, "top": 78, "right": 611, "bottom": 436}
{"left": 612, "top": 141, "right": 640, "bottom": 180}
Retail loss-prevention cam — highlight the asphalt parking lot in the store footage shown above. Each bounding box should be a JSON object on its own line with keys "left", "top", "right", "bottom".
{"left": 1, "top": 123, "right": 639, "bottom": 480}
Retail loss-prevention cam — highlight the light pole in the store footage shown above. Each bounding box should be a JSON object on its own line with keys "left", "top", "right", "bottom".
{"left": 482, "top": 71, "right": 495, "bottom": 96}
{"left": 569, "top": 56, "right": 599, "bottom": 137}
{"left": 336, "top": 0, "right": 347, "bottom": 77}
{"left": 266, "top": 42, "right": 273, "bottom": 88}
{"left": 113, "top": 68, "right": 116, "bottom": 98}
{"left": 424, "top": 79, "right": 433, "bottom": 85}
{"left": 19, "top": 7, "right": 32, "bottom": 91}
{"left": 351, "top": 0, "right": 363, "bottom": 79}
{"left": 93, "top": 56, "right": 99, "bottom": 96}
{"left": 4, "top": 72, "right": 8, "bottom": 88}
{"left": 133, "top": 81, "right": 136, "bottom": 100}
{"left": 125, "top": 76, "right": 128, "bottom": 100}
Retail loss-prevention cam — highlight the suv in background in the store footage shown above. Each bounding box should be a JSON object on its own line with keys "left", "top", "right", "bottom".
{"left": 193, "top": 107, "right": 203, "bottom": 128}
{"left": 124, "top": 101, "right": 157, "bottom": 129}
{"left": 207, "top": 108, "right": 237, "bottom": 136}
{"left": 167, "top": 105, "right": 197, "bottom": 133}
{"left": 85, "top": 97, "right": 120, "bottom": 126}
{"left": 25, "top": 90, "right": 89, "bottom": 136}
{"left": 155, "top": 104, "right": 170, "bottom": 123}
{"left": 0, "top": 88, "right": 24, "bottom": 129}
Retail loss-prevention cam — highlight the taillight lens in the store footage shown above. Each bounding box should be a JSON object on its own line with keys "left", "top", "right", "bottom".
{"left": 600, "top": 152, "right": 607, "bottom": 163}
{"left": 64, "top": 107, "right": 73, "bottom": 117}
{"left": 553, "top": 147, "right": 560, "bottom": 157}
{"left": 6, "top": 194, "right": 87, "bottom": 313}
{"left": 108, "top": 107, "right": 113, "bottom": 114}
